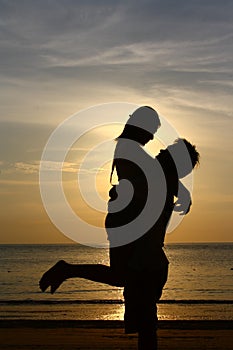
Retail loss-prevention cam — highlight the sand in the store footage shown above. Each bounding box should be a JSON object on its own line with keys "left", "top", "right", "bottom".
{"left": 1, "top": 320, "right": 232, "bottom": 350}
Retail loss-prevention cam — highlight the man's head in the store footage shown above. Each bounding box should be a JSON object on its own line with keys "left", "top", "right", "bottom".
{"left": 167, "top": 138, "right": 200, "bottom": 178}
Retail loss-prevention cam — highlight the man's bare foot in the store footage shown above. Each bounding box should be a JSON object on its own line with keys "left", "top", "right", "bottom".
{"left": 39, "top": 260, "right": 68, "bottom": 294}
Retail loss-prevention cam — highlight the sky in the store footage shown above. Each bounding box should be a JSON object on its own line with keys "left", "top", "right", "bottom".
{"left": 0, "top": 0, "right": 232, "bottom": 244}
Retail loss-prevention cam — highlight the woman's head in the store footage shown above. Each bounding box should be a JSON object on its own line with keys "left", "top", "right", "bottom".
{"left": 117, "top": 106, "right": 160, "bottom": 145}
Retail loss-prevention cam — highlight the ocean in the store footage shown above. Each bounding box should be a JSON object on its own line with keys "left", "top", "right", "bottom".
{"left": 1, "top": 243, "right": 232, "bottom": 321}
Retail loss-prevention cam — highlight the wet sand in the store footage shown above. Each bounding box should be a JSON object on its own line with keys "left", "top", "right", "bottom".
{"left": 1, "top": 320, "right": 232, "bottom": 349}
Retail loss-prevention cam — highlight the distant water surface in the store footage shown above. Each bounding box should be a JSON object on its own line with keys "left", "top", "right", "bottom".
{"left": 0, "top": 243, "right": 232, "bottom": 320}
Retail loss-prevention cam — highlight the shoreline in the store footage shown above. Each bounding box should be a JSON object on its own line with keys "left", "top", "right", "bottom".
{"left": 1, "top": 320, "right": 233, "bottom": 350}
{"left": 1, "top": 319, "right": 233, "bottom": 329}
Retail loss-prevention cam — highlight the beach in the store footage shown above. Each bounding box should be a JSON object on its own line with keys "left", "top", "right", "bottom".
{"left": 1, "top": 320, "right": 233, "bottom": 350}
{"left": 1, "top": 244, "right": 232, "bottom": 349}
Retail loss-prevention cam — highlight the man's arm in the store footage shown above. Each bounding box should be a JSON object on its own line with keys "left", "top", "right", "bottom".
{"left": 173, "top": 180, "right": 192, "bottom": 215}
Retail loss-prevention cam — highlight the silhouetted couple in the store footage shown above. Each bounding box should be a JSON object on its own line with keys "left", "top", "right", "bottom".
{"left": 40, "top": 106, "right": 200, "bottom": 350}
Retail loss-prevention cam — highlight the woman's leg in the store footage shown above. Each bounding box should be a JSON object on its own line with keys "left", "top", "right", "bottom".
{"left": 39, "top": 260, "right": 124, "bottom": 294}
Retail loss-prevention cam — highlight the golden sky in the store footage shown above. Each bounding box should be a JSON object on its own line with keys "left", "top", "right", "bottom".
{"left": 0, "top": 1, "right": 232, "bottom": 244}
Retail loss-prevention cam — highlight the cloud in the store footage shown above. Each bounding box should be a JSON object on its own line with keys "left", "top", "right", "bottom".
{"left": 12, "top": 160, "right": 88, "bottom": 174}
{"left": 0, "top": 1, "right": 232, "bottom": 137}
{"left": 13, "top": 161, "right": 39, "bottom": 174}
{"left": 0, "top": 121, "right": 113, "bottom": 180}
{"left": 1, "top": 1, "right": 233, "bottom": 74}
{"left": 0, "top": 0, "right": 232, "bottom": 124}
{"left": 0, "top": 121, "right": 53, "bottom": 162}
{"left": 0, "top": 0, "right": 232, "bottom": 244}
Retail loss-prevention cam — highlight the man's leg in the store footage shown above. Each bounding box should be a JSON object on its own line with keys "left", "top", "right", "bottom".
{"left": 138, "top": 327, "right": 158, "bottom": 350}
{"left": 123, "top": 265, "right": 168, "bottom": 349}
{"left": 137, "top": 265, "right": 169, "bottom": 349}
{"left": 123, "top": 272, "right": 158, "bottom": 349}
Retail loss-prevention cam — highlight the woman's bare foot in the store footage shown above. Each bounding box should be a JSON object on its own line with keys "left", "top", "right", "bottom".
{"left": 39, "top": 260, "right": 68, "bottom": 294}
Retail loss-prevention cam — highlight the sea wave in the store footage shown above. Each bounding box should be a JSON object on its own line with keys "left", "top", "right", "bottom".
{"left": 0, "top": 299, "right": 232, "bottom": 305}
